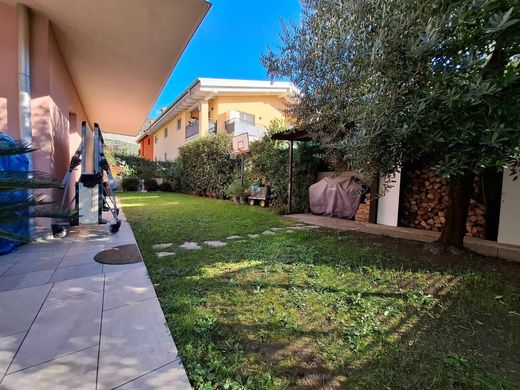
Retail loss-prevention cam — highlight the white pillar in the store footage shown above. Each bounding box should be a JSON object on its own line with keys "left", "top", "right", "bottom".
{"left": 376, "top": 171, "right": 402, "bottom": 226}
{"left": 497, "top": 169, "right": 520, "bottom": 245}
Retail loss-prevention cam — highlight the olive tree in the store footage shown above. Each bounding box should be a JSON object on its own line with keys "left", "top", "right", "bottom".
{"left": 263, "top": 0, "right": 520, "bottom": 248}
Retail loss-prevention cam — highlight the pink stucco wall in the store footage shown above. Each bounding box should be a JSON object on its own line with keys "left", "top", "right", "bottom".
{"left": 0, "top": 4, "right": 90, "bottom": 221}
{"left": 0, "top": 2, "right": 19, "bottom": 137}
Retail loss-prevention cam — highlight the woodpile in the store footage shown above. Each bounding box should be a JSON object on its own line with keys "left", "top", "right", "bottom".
{"left": 355, "top": 195, "right": 370, "bottom": 222}
{"left": 400, "top": 169, "right": 486, "bottom": 239}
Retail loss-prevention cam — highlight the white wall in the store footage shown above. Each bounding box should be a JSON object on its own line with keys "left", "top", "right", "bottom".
{"left": 376, "top": 172, "right": 401, "bottom": 227}
{"left": 498, "top": 169, "right": 520, "bottom": 245}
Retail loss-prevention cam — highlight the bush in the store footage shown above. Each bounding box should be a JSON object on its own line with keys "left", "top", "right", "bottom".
{"left": 176, "top": 133, "right": 239, "bottom": 198}
{"left": 144, "top": 178, "right": 158, "bottom": 192}
{"left": 247, "top": 135, "right": 320, "bottom": 212}
{"left": 225, "top": 176, "right": 250, "bottom": 199}
{"left": 122, "top": 177, "right": 139, "bottom": 191}
{"left": 159, "top": 181, "right": 173, "bottom": 192}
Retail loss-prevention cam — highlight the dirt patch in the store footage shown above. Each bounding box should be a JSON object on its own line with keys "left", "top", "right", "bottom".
{"left": 246, "top": 338, "right": 344, "bottom": 389}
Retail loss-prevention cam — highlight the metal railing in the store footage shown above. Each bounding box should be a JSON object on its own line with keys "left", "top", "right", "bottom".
{"left": 185, "top": 120, "right": 199, "bottom": 139}
{"left": 208, "top": 119, "right": 217, "bottom": 135}
{"left": 185, "top": 119, "right": 218, "bottom": 139}
{"left": 225, "top": 118, "right": 266, "bottom": 139}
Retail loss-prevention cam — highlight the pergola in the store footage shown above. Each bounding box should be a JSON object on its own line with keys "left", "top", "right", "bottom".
{"left": 271, "top": 129, "right": 312, "bottom": 214}
{"left": 271, "top": 129, "right": 379, "bottom": 222}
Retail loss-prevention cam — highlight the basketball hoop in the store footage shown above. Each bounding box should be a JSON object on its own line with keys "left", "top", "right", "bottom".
{"left": 232, "top": 133, "right": 250, "bottom": 155}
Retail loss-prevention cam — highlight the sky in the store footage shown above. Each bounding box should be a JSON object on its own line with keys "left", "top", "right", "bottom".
{"left": 148, "top": 0, "right": 302, "bottom": 119}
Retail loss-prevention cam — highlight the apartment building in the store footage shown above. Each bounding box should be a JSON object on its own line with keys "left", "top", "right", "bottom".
{"left": 137, "top": 78, "right": 299, "bottom": 161}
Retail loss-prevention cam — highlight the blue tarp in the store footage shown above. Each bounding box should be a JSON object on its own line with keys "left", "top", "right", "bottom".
{"left": 0, "top": 132, "right": 30, "bottom": 255}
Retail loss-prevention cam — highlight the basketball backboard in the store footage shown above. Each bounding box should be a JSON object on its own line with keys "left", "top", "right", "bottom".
{"left": 232, "top": 133, "right": 250, "bottom": 154}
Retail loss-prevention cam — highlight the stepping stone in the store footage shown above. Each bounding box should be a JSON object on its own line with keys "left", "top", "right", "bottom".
{"left": 204, "top": 241, "right": 227, "bottom": 248}
{"left": 247, "top": 234, "right": 260, "bottom": 239}
{"left": 286, "top": 229, "right": 295, "bottom": 233}
{"left": 225, "top": 235, "right": 242, "bottom": 240}
{"left": 179, "top": 242, "right": 202, "bottom": 250}
{"left": 261, "top": 230, "right": 276, "bottom": 235}
{"left": 270, "top": 228, "right": 284, "bottom": 232}
{"left": 153, "top": 243, "right": 173, "bottom": 250}
{"left": 156, "top": 252, "right": 175, "bottom": 258}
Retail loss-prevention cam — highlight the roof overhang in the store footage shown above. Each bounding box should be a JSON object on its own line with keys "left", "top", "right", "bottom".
{"left": 6, "top": 0, "right": 211, "bottom": 136}
{"left": 137, "top": 78, "right": 300, "bottom": 141}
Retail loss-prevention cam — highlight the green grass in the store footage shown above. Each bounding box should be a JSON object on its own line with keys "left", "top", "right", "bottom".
{"left": 119, "top": 192, "right": 520, "bottom": 389}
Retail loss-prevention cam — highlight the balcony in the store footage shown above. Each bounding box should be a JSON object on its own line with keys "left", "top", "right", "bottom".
{"left": 225, "top": 118, "right": 266, "bottom": 140}
{"left": 185, "top": 119, "right": 217, "bottom": 139}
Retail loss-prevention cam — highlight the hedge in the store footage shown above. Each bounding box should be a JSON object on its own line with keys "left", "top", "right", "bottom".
{"left": 176, "top": 134, "right": 239, "bottom": 198}
{"left": 174, "top": 133, "right": 319, "bottom": 212}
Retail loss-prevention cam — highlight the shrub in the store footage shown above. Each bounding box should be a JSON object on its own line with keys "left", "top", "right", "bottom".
{"left": 144, "top": 178, "right": 158, "bottom": 192}
{"left": 176, "top": 133, "right": 239, "bottom": 198}
{"left": 225, "top": 176, "right": 250, "bottom": 199}
{"left": 247, "top": 135, "right": 320, "bottom": 212}
{"left": 122, "top": 177, "right": 139, "bottom": 191}
{"left": 159, "top": 181, "right": 173, "bottom": 192}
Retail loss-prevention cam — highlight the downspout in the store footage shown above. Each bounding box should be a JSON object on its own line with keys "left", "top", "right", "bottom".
{"left": 17, "top": 3, "right": 34, "bottom": 238}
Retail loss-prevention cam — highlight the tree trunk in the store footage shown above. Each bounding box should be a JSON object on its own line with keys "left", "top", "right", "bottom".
{"left": 437, "top": 174, "right": 475, "bottom": 248}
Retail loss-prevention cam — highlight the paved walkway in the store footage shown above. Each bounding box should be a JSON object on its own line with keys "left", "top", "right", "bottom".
{"left": 286, "top": 214, "right": 520, "bottom": 262}
{"left": 0, "top": 211, "right": 191, "bottom": 389}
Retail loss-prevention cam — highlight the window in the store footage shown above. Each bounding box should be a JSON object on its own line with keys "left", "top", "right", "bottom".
{"left": 239, "top": 112, "right": 255, "bottom": 125}
{"left": 164, "top": 152, "right": 167, "bottom": 161}
{"left": 147, "top": 138, "right": 150, "bottom": 145}
{"left": 155, "top": 135, "right": 158, "bottom": 144}
{"left": 177, "top": 119, "right": 181, "bottom": 130}
{"left": 164, "top": 128, "right": 168, "bottom": 138}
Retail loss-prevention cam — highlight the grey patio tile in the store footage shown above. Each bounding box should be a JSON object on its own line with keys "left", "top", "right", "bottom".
{"left": 1, "top": 345, "right": 98, "bottom": 390}
{"left": 0, "top": 284, "right": 51, "bottom": 338}
{"left": 0, "top": 264, "right": 12, "bottom": 276}
{"left": 103, "top": 267, "right": 156, "bottom": 311}
{"left": 59, "top": 252, "right": 96, "bottom": 268}
{"left": 97, "top": 299, "right": 179, "bottom": 390}
{"left": 3, "top": 256, "right": 62, "bottom": 276}
{"left": 14, "top": 243, "right": 69, "bottom": 256}
{"left": 114, "top": 359, "right": 191, "bottom": 390}
{"left": 102, "top": 262, "right": 145, "bottom": 274}
{"left": 8, "top": 290, "right": 102, "bottom": 372}
{"left": 48, "top": 263, "right": 103, "bottom": 283}
{"left": 0, "top": 332, "right": 25, "bottom": 378}
{"left": 47, "top": 274, "right": 105, "bottom": 301}
{"left": 0, "top": 270, "right": 54, "bottom": 292}
{"left": 65, "top": 244, "right": 106, "bottom": 256}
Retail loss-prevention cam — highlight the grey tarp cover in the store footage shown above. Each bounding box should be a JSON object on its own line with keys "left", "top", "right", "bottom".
{"left": 309, "top": 176, "right": 363, "bottom": 218}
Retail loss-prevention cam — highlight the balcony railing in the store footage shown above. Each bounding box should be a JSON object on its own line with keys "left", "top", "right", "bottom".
{"left": 208, "top": 119, "right": 217, "bottom": 135}
{"left": 185, "top": 119, "right": 218, "bottom": 139}
{"left": 225, "top": 118, "right": 266, "bottom": 139}
{"left": 185, "top": 120, "right": 199, "bottom": 139}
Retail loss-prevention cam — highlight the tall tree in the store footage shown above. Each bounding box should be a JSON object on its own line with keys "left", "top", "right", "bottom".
{"left": 263, "top": 0, "right": 520, "bottom": 248}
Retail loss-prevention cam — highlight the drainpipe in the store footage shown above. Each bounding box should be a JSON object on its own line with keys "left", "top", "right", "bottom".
{"left": 17, "top": 3, "right": 34, "bottom": 238}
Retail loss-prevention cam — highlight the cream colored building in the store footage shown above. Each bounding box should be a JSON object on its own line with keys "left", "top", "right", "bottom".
{"left": 137, "top": 78, "right": 299, "bottom": 161}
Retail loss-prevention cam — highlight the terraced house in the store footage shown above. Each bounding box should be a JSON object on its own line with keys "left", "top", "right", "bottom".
{"left": 137, "top": 78, "right": 298, "bottom": 161}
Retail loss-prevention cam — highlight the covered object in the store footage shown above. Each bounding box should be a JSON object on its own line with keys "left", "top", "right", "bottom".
{"left": 309, "top": 176, "right": 363, "bottom": 218}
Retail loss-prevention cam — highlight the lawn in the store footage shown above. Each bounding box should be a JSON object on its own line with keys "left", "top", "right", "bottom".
{"left": 119, "top": 192, "right": 520, "bottom": 389}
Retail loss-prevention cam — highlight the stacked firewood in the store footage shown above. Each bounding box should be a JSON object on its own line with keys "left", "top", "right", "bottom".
{"left": 400, "top": 169, "right": 486, "bottom": 238}
{"left": 355, "top": 195, "right": 370, "bottom": 222}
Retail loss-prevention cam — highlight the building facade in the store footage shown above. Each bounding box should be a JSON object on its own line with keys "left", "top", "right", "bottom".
{"left": 0, "top": 0, "right": 210, "bottom": 229}
{"left": 137, "top": 78, "right": 298, "bottom": 161}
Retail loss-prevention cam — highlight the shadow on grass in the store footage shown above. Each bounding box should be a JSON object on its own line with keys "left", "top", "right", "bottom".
{"left": 144, "top": 232, "right": 520, "bottom": 389}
